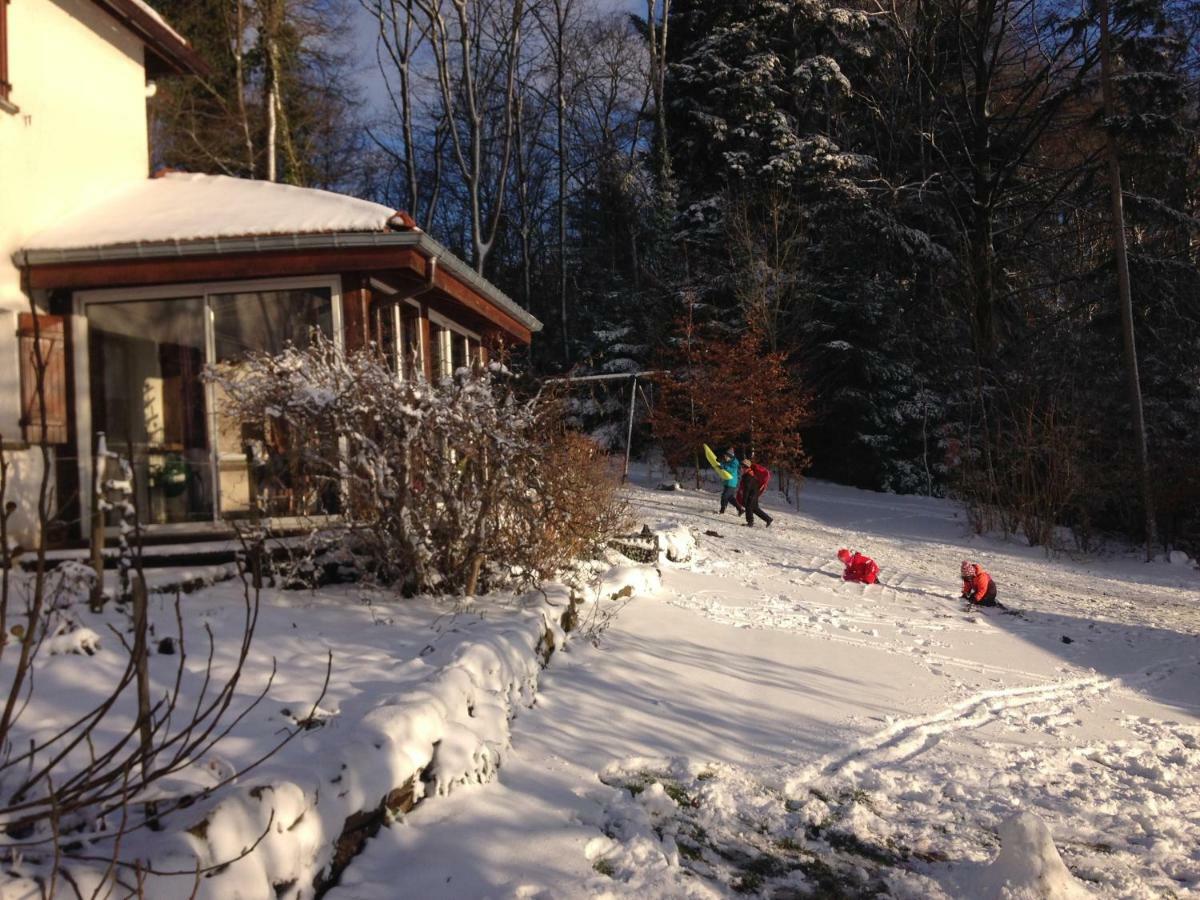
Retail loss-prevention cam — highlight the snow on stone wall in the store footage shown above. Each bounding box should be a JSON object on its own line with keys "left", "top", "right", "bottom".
{"left": 101, "top": 568, "right": 659, "bottom": 900}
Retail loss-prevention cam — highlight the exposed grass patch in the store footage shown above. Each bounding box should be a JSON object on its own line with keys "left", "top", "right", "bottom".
{"left": 662, "top": 780, "right": 697, "bottom": 808}
{"left": 823, "top": 829, "right": 901, "bottom": 866}
{"left": 599, "top": 767, "right": 916, "bottom": 898}
{"left": 731, "top": 871, "right": 763, "bottom": 893}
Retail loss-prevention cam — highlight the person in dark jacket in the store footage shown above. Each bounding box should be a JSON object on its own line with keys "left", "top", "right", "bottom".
{"left": 738, "top": 458, "right": 772, "bottom": 527}
{"left": 719, "top": 449, "right": 743, "bottom": 515}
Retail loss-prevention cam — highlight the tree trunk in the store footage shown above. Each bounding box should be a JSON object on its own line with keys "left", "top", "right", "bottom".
{"left": 266, "top": 82, "right": 279, "bottom": 182}
{"left": 1098, "top": 0, "right": 1157, "bottom": 560}
{"left": 645, "top": 0, "right": 671, "bottom": 189}
{"left": 234, "top": 0, "right": 254, "bottom": 175}
{"left": 555, "top": 0, "right": 570, "bottom": 362}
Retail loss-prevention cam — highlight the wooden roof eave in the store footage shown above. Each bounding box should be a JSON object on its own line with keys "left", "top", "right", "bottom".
{"left": 15, "top": 233, "right": 540, "bottom": 344}
{"left": 90, "top": 0, "right": 209, "bottom": 77}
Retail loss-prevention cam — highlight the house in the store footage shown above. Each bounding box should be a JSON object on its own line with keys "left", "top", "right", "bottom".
{"left": 0, "top": 0, "right": 541, "bottom": 547}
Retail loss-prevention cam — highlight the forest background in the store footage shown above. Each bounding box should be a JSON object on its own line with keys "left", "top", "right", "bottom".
{"left": 148, "top": 0, "right": 1200, "bottom": 557}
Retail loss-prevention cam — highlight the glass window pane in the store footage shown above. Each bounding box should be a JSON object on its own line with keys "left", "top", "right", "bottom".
{"left": 86, "top": 298, "right": 213, "bottom": 524}
{"left": 211, "top": 287, "right": 333, "bottom": 362}
{"left": 401, "top": 305, "right": 422, "bottom": 379}
{"left": 209, "top": 287, "right": 335, "bottom": 519}
{"left": 451, "top": 333, "right": 467, "bottom": 372}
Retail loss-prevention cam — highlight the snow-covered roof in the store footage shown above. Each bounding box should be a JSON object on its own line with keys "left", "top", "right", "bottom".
{"left": 23, "top": 173, "right": 404, "bottom": 251}
{"left": 18, "top": 173, "right": 543, "bottom": 334}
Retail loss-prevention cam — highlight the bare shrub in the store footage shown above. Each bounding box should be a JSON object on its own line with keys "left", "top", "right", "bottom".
{"left": 211, "top": 333, "right": 627, "bottom": 595}
{"left": 1, "top": 323, "right": 321, "bottom": 894}
{"left": 957, "top": 385, "right": 1086, "bottom": 551}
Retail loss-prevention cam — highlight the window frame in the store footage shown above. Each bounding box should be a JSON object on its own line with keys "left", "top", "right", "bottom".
{"left": 427, "top": 309, "right": 480, "bottom": 377}
{"left": 73, "top": 275, "right": 343, "bottom": 530}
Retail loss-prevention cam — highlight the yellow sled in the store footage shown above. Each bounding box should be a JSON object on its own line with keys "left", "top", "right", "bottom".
{"left": 704, "top": 444, "right": 736, "bottom": 484}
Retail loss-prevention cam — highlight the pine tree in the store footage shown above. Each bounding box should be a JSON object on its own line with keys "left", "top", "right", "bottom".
{"left": 1089, "top": 0, "right": 1200, "bottom": 551}
{"left": 150, "top": 0, "right": 364, "bottom": 189}
{"left": 662, "top": 0, "right": 956, "bottom": 493}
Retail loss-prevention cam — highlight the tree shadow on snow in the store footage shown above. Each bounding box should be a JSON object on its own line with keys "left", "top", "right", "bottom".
{"left": 968, "top": 604, "right": 1200, "bottom": 715}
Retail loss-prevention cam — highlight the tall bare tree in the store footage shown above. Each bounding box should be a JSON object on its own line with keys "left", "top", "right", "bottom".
{"left": 152, "top": 0, "right": 363, "bottom": 188}
{"left": 365, "top": 0, "right": 432, "bottom": 214}
{"left": 416, "top": 0, "right": 527, "bottom": 272}
{"left": 643, "top": 0, "right": 671, "bottom": 189}
{"left": 1098, "top": 0, "right": 1157, "bottom": 559}
{"left": 535, "top": 0, "right": 576, "bottom": 360}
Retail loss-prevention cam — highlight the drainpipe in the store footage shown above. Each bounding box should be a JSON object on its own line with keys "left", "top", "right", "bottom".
{"left": 411, "top": 254, "right": 438, "bottom": 300}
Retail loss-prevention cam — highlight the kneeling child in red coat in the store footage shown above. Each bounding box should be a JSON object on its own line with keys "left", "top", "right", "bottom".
{"left": 837, "top": 548, "right": 879, "bottom": 584}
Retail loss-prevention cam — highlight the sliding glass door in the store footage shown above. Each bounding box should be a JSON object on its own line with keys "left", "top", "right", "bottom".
{"left": 87, "top": 297, "right": 213, "bottom": 525}
{"left": 84, "top": 282, "right": 337, "bottom": 526}
{"left": 210, "top": 288, "right": 335, "bottom": 518}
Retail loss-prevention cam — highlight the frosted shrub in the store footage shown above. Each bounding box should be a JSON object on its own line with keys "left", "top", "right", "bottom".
{"left": 212, "top": 334, "right": 626, "bottom": 594}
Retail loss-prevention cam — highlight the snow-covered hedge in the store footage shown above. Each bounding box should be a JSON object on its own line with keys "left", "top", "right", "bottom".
{"left": 212, "top": 335, "right": 626, "bottom": 595}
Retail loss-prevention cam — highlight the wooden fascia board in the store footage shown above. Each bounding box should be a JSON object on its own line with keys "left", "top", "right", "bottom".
{"left": 409, "top": 253, "right": 532, "bottom": 344}
{"left": 26, "top": 246, "right": 533, "bottom": 344}
{"left": 89, "top": 0, "right": 209, "bottom": 77}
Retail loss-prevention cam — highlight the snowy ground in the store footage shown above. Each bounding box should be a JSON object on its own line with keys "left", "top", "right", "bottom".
{"left": 329, "top": 476, "right": 1200, "bottom": 899}
{"left": 0, "top": 571, "right": 587, "bottom": 898}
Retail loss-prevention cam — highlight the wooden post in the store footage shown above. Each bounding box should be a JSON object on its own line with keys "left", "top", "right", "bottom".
{"left": 419, "top": 305, "right": 434, "bottom": 380}
{"left": 89, "top": 432, "right": 105, "bottom": 611}
{"left": 623, "top": 375, "right": 638, "bottom": 484}
{"left": 341, "top": 276, "right": 372, "bottom": 352}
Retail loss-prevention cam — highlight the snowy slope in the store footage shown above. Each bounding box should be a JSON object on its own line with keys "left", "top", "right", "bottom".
{"left": 329, "top": 477, "right": 1200, "bottom": 899}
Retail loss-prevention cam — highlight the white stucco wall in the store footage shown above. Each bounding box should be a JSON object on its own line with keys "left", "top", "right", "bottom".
{"left": 0, "top": 0, "right": 152, "bottom": 541}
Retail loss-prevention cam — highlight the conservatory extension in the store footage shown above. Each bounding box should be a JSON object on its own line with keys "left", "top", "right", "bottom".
{"left": 13, "top": 173, "right": 541, "bottom": 542}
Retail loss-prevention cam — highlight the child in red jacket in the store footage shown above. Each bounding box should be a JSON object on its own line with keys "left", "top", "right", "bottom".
{"left": 960, "top": 561, "right": 998, "bottom": 606}
{"left": 838, "top": 548, "right": 879, "bottom": 584}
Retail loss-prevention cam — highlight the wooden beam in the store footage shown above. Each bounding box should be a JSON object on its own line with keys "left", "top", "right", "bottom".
{"left": 341, "top": 275, "right": 371, "bottom": 352}
{"left": 27, "top": 247, "right": 534, "bottom": 344}
{"left": 419, "top": 304, "right": 433, "bottom": 381}
{"left": 25, "top": 248, "right": 424, "bottom": 291}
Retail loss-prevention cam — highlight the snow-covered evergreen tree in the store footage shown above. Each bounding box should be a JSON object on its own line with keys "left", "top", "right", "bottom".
{"left": 663, "top": 0, "right": 955, "bottom": 492}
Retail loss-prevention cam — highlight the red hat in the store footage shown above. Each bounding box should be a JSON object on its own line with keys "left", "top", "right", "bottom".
{"left": 961, "top": 560, "right": 975, "bottom": 576}
{"left": 838, "top": 548, "right": 852, "bottom": 563}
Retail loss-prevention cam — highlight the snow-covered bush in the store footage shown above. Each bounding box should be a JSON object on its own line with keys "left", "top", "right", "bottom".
{"left": 212, "top": 334, "right": 627, "bottom": 594}
{"left": 0, "top": 435, "right": 306, "bottom": 895}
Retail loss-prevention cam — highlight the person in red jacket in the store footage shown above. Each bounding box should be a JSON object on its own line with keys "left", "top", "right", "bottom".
{"left": 961, "top": 560, "right": 998, "bottom": 606}
{"left": 837, "top": 548, "right": 879, "bottom": 584}
{"left": 737, "top": 458, "right": 773, "bottom": 527}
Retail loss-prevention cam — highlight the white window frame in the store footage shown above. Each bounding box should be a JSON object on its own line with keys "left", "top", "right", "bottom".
{"left": 72, "top": 275, "right": 343, "bottom": 529}
{"left": 397, "top": 298, "right": 426, "bottom": 381}
{"left": 370, "top": 279, "right": 428, "bottom": 381}
{"left": 427, "top": 309, "right": 480, "bottom": 376}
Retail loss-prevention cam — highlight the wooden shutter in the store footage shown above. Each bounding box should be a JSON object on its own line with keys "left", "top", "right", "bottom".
{"left": 19, "top": 314, "right": 69, "bottom": 445}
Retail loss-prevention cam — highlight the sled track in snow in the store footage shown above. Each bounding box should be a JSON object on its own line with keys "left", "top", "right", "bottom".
{"left": 787, "top": 673, "right": 1116, "bottom": 790}
{"left": 664, "top": 589, "right": 1045, "bottom": 681}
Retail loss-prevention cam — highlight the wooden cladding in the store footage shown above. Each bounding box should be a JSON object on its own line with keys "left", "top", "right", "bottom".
{"left": 18, "top": 314, "right": 69, "bottom": 445}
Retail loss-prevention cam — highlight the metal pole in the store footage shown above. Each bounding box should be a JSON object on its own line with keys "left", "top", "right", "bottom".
{"left": 623, "top": 374, "right": 638, "bottom": 483}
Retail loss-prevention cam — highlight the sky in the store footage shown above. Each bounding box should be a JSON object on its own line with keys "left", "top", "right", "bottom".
{"left": 348, "top": 0, "right": 640, "bottom": 120}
